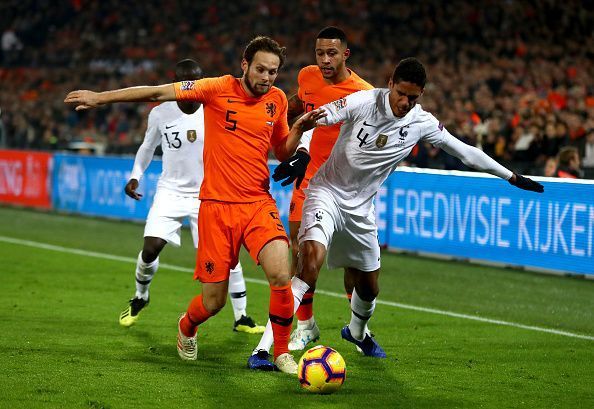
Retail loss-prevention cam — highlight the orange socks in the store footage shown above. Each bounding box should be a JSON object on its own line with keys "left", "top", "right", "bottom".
{"left": 296, "top": 288, "right": 314, "bottom": 321}
{"left": 180, "top": 294, "right": 213, "bottom": 337}
{"left": 269, "top": 283, "right": 294, "bottom": 359}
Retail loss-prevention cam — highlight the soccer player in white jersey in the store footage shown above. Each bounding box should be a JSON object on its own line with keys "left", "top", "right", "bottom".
{"left": 119, "top": 59, "right": 265, "bottom": 335}
{"left": 257, "top": 57, "right": 544, "bottom": 360}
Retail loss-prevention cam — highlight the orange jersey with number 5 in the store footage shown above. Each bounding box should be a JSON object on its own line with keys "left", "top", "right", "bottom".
{"left": 297, "top": 65, "right": 373, "bottom": 180}
{"left": 174, "top": 75, "right": 289, "bottom": 202}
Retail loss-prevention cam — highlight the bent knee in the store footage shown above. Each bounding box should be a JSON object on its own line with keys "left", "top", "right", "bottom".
{"left": 268, "top": 270, "right": 291, "bottom": 287}
{"left": 203, "top": 295, "right": 227, "bottom": 315}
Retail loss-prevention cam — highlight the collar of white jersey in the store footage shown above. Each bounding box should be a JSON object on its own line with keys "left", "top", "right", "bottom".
{"left": 382, "top": 90, "right": 419, "bottom": 123}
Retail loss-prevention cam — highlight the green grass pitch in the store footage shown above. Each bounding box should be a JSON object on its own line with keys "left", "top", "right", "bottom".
{"left": 0, "top": 206, "right": 593, "bottom": 408}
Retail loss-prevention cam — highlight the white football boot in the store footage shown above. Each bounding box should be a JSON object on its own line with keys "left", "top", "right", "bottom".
{"left": 288, "top": 321, "right": 320, "bottom": 351}
{"left": 275, "top": 353, "right": 298, "bottom": 375}
{"left": 177, "top": 314, "right": 197, "bottom": 361}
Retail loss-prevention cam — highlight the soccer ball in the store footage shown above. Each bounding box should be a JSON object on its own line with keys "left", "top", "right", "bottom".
{"left": 298, "top": 345, "right": 346, "bottom": 394}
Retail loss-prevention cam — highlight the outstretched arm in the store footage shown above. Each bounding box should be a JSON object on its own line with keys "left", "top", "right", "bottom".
{"left": 271, "top": 110, "right": 325, "bottom": 188}
{"left": 64, "top": 84, "right": 176, "bottom": 111}
{"left": 271, "top": 94, "right": 356, "bottom": 187}
{"left": 440, "top": 133, "right": 543, "bottom": 192}
{"left": 273, "top": 108, "right": 326, "bottom": 161}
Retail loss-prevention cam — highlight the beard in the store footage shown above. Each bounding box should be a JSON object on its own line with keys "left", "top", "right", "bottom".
{"left": 244, "top": 72, "right": 271, "bottom": 96}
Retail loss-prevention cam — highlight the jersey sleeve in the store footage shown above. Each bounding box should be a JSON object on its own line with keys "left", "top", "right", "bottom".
{"left": 270, "top": 96, "right": 290, "bottom": 148}
{"left": 317, "top": 93, "right": 355, "bottom": 126}
{"left": 439, "top": 127, "right": 513, "bottom": 180}
{"left": 130, "top": 108, "right": 161, "bottom": 181}
{"left": 296, "top": 128, "right": 314, "bottom": 152}
{"left": 419, "top": 112, "right": 448, "bottom": 147}
{"left": 174, "top": 76, "right": 227, "bottom": 104}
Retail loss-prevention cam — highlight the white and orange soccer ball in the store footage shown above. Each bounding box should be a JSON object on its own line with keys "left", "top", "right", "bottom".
{"left": 297, "top": 345, "right": 346, "bottom": 394}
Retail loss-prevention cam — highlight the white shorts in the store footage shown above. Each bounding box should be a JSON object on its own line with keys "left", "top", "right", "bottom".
{"left": 298, "top": 188, "right": 380, "bottom": 272}
{"left": 144, "top": 188, "right": 200, "bottom": 248}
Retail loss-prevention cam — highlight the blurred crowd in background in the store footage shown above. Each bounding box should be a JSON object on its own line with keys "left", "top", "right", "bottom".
{"left": 1, "top": 0, "right": 593, "bottom": 178}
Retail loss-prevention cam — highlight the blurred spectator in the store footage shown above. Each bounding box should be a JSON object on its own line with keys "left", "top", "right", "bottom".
{"left": 1, "top": 25, "right": 23, "bottom": 66}
{"left": 0, "top": 108, "right": 5, "bottom": 147}
{"left": 0, "top": 0, "right": 592, "bottom": 179}
{"left": 543, "top": 157, "right": 558, "bottom": 177}
{"left": 555, "top": 146, "right": 581, "bottom": 179}
{"left": 582, "top": 129, "right": 594, "bottom": 168}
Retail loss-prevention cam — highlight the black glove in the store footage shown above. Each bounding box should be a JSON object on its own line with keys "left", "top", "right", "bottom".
{"left": 272, "top": 150, "right": 311, "bottom": 188}
{"left": 509, "top": 173, "right": 544, "bottom": 193}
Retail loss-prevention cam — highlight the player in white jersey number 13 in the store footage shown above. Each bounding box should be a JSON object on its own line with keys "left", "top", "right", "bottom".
{"left": 272, "top": 57, "right": 544, "bottom": 358}
{"left": 119, "top": 59, "right": 264, "bottom": 335}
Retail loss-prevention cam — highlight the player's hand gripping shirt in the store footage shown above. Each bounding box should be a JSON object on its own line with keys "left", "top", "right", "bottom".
{"left": 174, "top": 75, "right": 289, "bottom": 202}
{"left": 130, "top": 101, "right": 205, "bottom": 196}
{"left": 310, "top": 88, "right": 513, "bottom": 216}
{"left": 297, "top": 65, "right": 373, "bottom": 181}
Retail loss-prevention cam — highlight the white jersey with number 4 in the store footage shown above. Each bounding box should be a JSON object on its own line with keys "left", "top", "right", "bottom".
{"left": 307, "top": 88, "right": 512, "bottom": 216}
{"left": 130, "top": 101, "right": 205, "bottom": 196}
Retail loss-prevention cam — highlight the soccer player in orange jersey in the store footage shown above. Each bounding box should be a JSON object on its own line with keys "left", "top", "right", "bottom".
{"left": 252, "top": 27, "right": 374, "bottom": 355}
{"left": 65, "top": 36, "right": 325, "bottom": 374}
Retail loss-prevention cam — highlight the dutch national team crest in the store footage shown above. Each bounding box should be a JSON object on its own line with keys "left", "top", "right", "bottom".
{"left": 376, "top": 134, "right": 389, "bottom": 148}
{"left": 266, "top": 102, "right": 276, "bottom": 117}
{"left": 187, "top": 130, "right": 197, "bottom": 143}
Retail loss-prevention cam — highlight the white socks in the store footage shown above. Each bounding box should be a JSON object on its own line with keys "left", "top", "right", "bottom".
{"left": 134, "top": 251, "right": 159, "bottom": 300}
{"left": 228, "top": 262, "right": 247, "bottom": 321}
{"left": 291, "top": 276, "right": 311, "bottom": 309}
{"left": 253, "top": 276, "right": 310, "bottom": 354}
{"left": 348, "top": 288, "right": 376, "bottom": 341}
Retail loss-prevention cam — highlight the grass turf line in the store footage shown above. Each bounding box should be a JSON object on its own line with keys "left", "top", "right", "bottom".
{"left": 1, "top": 206, "right": 593, "bottom": 408}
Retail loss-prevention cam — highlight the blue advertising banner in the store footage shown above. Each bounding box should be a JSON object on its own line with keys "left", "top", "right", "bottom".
{"left": 385, "top": 169, "right": 594, "bottom": 276}
{"left": 52, "top": 156, "right": 290, "bottom": 225}
{"left": 52, "top": 154, "right": 162, "bottom": 221}
{"left": 50, "top": 154, "right": 593, "bottom": 276}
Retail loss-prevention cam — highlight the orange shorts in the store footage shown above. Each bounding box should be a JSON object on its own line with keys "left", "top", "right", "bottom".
{"left": 288, "top": 178, "right": 310, "bottom": 223}
{"left": 195, "top": 198, "right": 288, "bottom": 283}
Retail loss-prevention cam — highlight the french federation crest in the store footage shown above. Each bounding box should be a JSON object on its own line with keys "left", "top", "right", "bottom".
{"left": 187, "top": 130, "right": 197, "bottom": 142}
{"left": 376, "top": 134, "right": 389, "bottom": 148}
{"left": 397, "top": 125, "right": 409, "bottom": 145}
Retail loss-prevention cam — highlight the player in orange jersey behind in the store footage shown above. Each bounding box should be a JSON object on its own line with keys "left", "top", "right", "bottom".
{"left": 65, "top": 36, "right": 325, "bottom": 375}
{"left": 250, "top": 27, "right": 374, "bottom": 357}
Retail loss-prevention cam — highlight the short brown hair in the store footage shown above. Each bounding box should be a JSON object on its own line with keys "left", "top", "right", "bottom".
{"left": 243, "top": 36, "right": 286, "bottom": 68}
{"left": 557, "top": 146, "right": 579, "bottom": 167}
